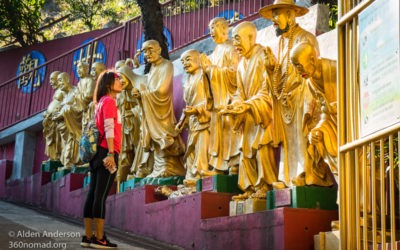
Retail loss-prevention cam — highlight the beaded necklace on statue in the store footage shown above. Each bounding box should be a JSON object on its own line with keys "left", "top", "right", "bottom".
{"left": 272, "top": 25, "right": 295, "bottom": 101}
{"left": 272, "top": 24, "right": 299, "bottom": 124}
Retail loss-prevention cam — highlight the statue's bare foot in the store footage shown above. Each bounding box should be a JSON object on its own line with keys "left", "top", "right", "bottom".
{"left": 232, "top": 191, "right": 253, "bottom": 201}
{"left": 272, "top": 181, "right": 287, "bottom": 189}
{"left": 250, "top": 187, "right": 268, "bottom": 199}
{"left": 183, "top": 179, "right": 197, "bottom": 187}
{"left": 229, "top": 165, "right": 238, "bottom": 175}
{"left": 292, "top": 172, "right": 306, "bottom": 186}
{"left": 201, "top": 169, "right": 224, "bottom": 177}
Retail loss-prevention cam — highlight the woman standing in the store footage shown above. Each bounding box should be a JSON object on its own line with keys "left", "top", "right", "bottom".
{"left": 81, "top": 71, "right": 122, "bottom": 249}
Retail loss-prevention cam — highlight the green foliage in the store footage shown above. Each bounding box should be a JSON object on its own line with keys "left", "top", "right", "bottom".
{"left": 327, "top": 3, "right": 338, "bottom": 29}
{"left": 51, "top": 0, "right": 140, "bottom": 38}
{"left": 0, "top": 0, "right": 46, "bottom": 47}
{"left": 0, "top": 0, "right": 140, "bottom": 48}
{"left": 312, "top": 0, "right": 338, "bottom": 30}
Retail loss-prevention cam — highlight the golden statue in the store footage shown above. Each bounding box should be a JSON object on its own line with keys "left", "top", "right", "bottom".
{"left": 176, "top": 49, "right": 211, "bottom": 186}
{"left": 43, "top": 71, "right": 63, "bottom": 161}
{"left": 130, "top": 40, "right": 186, "bottom": 178}
{"left": 56, "top": 62, "right": 96, "bottom": 169}
{"left": 221, "top": 22, "right": 278, "bottom": 200}
{"left": 200, "top": 17, "right": 241, "bottom": 175}
{"left": 290, "top": 42, "right": 337, "bottom": 186}
{"left": 116, "top": 63, "right": 143, "bottom": 182}
{"left": 90, "top": 62, "right": 105, "bottom": 81}
{"left": 52, "top": 72, "right": 75, "bottom": 168}
{"left": 259, "top": 0, "right": 320, "bottom": 187}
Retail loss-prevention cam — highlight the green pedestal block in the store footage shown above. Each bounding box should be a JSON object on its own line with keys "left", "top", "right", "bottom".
{"left": 201, "top": 174, "right": 241, "bottom": 193}
{"left": 196, "top": 178, "right": 202, "bottom": 192}
{"left": 83, "top": 175, "right": 91, "bottom": 188}
{"left": 139, "top": 176, "right": 184, "bottom": 186}
{"left": 291, "top": 186, "right": 338, "bottom": 210}
{"left": 71, "top": 166, "right": 89, "bottom": 174}
{"left": 121, "top": 178, "right": 143, "bottom": 192}
{"left": 41, "top": 160, "right": 63, "bottom": 173}
{"left": 51, "top": 169, "right": 71, "bottom": 181}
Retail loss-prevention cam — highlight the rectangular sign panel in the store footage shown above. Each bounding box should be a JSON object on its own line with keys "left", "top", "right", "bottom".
{"left": 359, "top": 0, "right": 400, "bottom": 137}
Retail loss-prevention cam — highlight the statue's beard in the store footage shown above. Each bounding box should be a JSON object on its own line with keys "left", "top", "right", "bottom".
{"left": 275, "top": 23, "right": 290, "bottom": 37}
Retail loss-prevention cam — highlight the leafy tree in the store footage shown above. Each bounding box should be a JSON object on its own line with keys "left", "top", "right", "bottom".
{"left": 0, "top": 0, "right": 46, "bottom": 47}
{"left": 62, "top": 0, "right": 111, "bottom": 31}
{"left": 136, "top": 0, "right": 169, "bottom": 73}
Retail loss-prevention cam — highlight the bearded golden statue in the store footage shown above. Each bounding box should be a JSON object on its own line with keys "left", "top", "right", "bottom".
{"left": 259, "top": 0, "right": 321, "bottom": 187}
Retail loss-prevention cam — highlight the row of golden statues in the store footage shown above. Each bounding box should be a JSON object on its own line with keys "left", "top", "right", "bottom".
{"left": 43, "top": 0, "right": 338, "bottom": 200}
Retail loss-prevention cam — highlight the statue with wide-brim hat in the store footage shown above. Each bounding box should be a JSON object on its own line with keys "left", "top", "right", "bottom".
{"left": 258, "top": 0, "right": 309, "bottom": 20}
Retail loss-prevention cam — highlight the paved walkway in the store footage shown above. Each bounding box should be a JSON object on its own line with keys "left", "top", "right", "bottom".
{"left": 0, "top": 201, "right": 183, "bottom": 250}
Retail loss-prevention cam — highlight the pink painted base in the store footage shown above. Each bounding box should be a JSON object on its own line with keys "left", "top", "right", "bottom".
{"left": 2, "top": 173, "right": 338, "bottom": 249}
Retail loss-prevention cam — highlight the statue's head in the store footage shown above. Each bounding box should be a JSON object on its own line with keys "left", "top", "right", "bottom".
{"left": 180, "top": 49, "right": 201, "bottom": 75}
{"left": 209, "top": 17, "right": 229, "bottom": 44}
{"left": 258, "top": 0, "right": 308, "bottom": 37}
{"left": 77, "top": 61, "right": 90, "bottom": 78}
{"left": 49, "top": 71, "right": 61, "bottom": 89}
{"left": 142, "top": 40, "right": 162, "bottom": 64}
{"left": 90, "top": 62, "right": 105, "bottom": 80}
{"left": 57, "top": 72, "right": 71, "bottom": 90}
{"left": 116, "top": 65, "right": 135, "bottom": 90}
{"left": 290, "top": 42, "right": 318, "bottom": 79}
{"left": 232, "top": 21, "right": 257, "bottom": 58}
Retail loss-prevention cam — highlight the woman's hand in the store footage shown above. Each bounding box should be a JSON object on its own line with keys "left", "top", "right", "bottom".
{"left": 103, "top": 155, "right": 117, "bottom": 173}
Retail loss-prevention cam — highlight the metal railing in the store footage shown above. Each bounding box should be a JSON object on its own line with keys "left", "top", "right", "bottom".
{"left": 0, "top": 0, "right": 271, "bottom": 131}
{"left": 338, "top": 0, "right": 400, "bottom": 249}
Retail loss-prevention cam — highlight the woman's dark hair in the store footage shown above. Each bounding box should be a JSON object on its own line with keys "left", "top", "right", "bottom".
{"left": 95, "top": 71, "right": 116, "bottom": 102}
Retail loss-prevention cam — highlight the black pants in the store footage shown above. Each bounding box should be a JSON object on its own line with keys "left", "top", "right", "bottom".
{"left": 83, "top": 146, "right": 118, "bottom": 219}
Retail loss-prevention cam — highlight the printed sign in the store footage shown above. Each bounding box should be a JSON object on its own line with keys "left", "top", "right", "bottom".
{"left": 16, "top": 50, "right": 46, "bottom": 93}
{"left": 359, "top": 0, "right": 400, "bottom": 137}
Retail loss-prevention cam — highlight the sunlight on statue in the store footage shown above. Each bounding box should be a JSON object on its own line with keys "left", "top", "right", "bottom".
{"left": 177, "top": 49, "right": 211, "bottom": 187}
{"left": 43, "top": 71, "right": 63, "bottom": 161}
{"left": 290, "top": 42, "right": 337, "bottom": 187}
{"left": 127, "top": 40, "right": 186, "bottom": 178}
{"left": 116, "top": 62, "right": 146, "bottom": 182}
{"left": 222, "top": 22, "right": 278, "bottom": 200}
{"left": 259, "top": 0, "right": 321, "bottom": 187}
{"left": 200, "top": 17, "right": 241, "bottom": 176}
{"left": 52, "top": 72, "right": 76, "bottom": 169}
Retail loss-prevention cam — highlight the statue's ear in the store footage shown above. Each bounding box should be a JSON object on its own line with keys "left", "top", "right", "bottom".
{"left": 310, "top": 55, "right": 316, "bottom": 65}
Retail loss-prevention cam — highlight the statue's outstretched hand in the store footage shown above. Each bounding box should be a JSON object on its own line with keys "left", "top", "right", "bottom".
{"left": 200, "top": 53, "right": 212, "bottom": 70}
{"left": 133, "top": 49, "right": 142, "bottom": 68}
{"left": 220, "top": 103, "right": 249, "bottom": 116}
{"left": 183, "top": 106, "right": 199, "bottom": 116}
{"left": 264, "top": 46, "right": 276, "bottom": 72}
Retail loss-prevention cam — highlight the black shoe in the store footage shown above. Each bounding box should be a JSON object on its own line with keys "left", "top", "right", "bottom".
{"left": 80, "top": 235, "right": 93, "bottom": 248}
{"left": 90, "top": 235, "right": 117, "bottom": 249}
